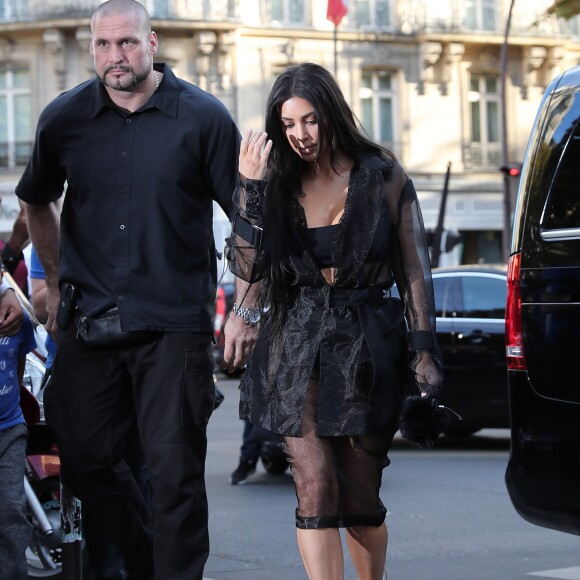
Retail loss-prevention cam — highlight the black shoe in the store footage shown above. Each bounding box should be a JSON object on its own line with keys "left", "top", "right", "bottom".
{"left": 230, "top": 457, "right": 257, "bottom": 485}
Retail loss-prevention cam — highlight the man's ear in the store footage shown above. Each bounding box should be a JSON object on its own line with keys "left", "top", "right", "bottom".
{"left": 149, "top": 31, "right": 158, "bottom": 55}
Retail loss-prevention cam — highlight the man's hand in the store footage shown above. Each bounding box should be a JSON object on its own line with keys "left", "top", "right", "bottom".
{"left": 0, "top": 288, "right": 24, "bottom": 336}
{"left": 44, "top": 285, "right": 60, "bottom": 337}
{"left": 221, "top": 312, "right": 259, "bottom": 373}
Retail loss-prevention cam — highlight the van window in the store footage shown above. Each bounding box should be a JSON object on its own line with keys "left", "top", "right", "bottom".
{"left": 542, "top": 118, "right": 580, "bottom": 230}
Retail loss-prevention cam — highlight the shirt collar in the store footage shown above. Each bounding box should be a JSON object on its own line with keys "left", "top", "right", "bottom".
{"left": 90, "top": 62, "right": 178, "bottom": 118}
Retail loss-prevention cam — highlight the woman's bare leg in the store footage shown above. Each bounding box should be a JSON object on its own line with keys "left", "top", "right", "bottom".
{"left": 297, "top": 528, "right": 344, "bottom": 580}
{"left": 345, "top": 523, "right": 387, "bottom": 580}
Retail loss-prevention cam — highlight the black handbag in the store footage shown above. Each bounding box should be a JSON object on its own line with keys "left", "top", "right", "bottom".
{"left": 77, "top": 307, "right": 158, "bottom": 348}
{"left": 399, "top": 394, "right": 462, "bottom": 449}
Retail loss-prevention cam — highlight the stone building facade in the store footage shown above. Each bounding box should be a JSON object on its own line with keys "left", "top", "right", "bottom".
{"left": 1, "top": 0, "right": 579, "bottom": 267}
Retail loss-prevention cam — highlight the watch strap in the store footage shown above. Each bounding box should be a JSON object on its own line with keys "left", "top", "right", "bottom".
{"left": 232, "top": 302, "right": 260, "bottom": 326}
{"left": 1, "top": 244, "right": 24, "bottom": 275}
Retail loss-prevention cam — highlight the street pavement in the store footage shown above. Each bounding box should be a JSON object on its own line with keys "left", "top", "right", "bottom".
{"left": 203, "top": 376, "right": 580, "bottom": 580}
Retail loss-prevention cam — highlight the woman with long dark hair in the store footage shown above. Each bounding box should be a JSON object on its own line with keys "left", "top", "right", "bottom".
{"left": 223, "top": 62, "right": 442, "bottom": 580}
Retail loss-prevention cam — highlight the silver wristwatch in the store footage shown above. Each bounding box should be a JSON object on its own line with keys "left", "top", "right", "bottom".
{"left": 232, "top": 302, "right": 261, "bottom": 326}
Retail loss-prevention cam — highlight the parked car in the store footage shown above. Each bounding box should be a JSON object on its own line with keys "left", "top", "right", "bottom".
{"left": 505, "top": 65, "right": 580, "bottom": 536}
{"left": 430, "top": 265, "right": 508, "bottom": 435}
{"left": 392, "top": 264, "right": 508, "bottom": 435}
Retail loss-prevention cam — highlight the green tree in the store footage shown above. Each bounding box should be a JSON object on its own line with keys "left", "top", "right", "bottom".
{"left": 545, "top": 0, "right": 580, "bottom": 19}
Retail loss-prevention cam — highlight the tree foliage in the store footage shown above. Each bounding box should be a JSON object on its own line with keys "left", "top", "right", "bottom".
{"left": 545, "top": 0, "right": 580, "bottom": 20}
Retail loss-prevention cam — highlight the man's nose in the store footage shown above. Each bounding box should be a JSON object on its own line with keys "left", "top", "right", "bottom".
{"left": 108, "top": 46, "right": 124, "bottom": 62}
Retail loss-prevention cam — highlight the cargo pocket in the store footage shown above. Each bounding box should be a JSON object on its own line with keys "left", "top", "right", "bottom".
{"left": 182, "top": 349, "right": 215, "bottom": 427}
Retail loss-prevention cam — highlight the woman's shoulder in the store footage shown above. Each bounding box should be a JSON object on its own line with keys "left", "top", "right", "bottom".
{"left": 356, "top": 152, "right": 407, "bottom": 187}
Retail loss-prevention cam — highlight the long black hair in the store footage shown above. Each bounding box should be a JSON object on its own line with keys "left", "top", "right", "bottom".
{"left": 262, "top": 62, "right": 394, "bottom": 333}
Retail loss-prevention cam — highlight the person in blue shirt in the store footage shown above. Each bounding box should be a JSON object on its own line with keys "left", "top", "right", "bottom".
{"left": 29, "top": 247, "right": 57, "bottom": 374}
{"left": 0, "top": 288, "right": 37, "bottom": 580}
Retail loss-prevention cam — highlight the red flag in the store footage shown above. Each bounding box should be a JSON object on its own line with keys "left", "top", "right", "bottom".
{"left": 327, "top": 0, "right": 348, "bottom": 27}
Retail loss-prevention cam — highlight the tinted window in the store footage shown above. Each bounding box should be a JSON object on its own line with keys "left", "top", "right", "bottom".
{"left": 432, "top": 277, "right": 455, "bottom": 318}
{"left": 542, "top": 118, "right": 580, "bottom": 230}
{"left": 461, "top": 276, "right": 505, "bottom": 319}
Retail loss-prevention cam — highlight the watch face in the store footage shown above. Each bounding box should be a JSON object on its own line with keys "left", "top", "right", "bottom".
{"left": 248, "top": 309, "right": 261, "bottom": 325}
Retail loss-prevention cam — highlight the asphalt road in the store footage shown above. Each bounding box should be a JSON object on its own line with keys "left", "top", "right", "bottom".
{"left": 203, "top": 376, "right": 580, "bottom": 580}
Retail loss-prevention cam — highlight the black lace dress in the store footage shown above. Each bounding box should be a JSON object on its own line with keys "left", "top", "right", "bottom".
{"left": 227, "top": 153, "right": 438, "bottom": 528}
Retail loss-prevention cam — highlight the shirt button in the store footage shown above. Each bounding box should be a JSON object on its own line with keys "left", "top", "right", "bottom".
{"left": 125, "top": 118, "right": 132, "bottom": 123}
{"left": 121, "top": 152, "right": 127, "bottom": 157}
{"left": 120, "top": 224, "right": 125, "bottom": 230}
{"left": 118, "top": 296, "right": 124, "bottom": 301}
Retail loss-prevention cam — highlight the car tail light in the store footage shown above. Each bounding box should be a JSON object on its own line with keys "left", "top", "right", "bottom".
{"left": 214, "top": 286, "right": 226, "bottom": 338}
{"left": 506, "top": 252, "right": 526, "bottom": 370}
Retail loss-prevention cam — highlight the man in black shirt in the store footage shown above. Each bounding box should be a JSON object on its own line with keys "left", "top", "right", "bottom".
{"left": 17, "top": 0, "right": 239, "bottom": 578}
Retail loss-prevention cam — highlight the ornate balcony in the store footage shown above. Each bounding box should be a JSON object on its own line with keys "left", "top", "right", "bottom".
{"left": 0, "top": 0, "right": 238, "bottom": 23}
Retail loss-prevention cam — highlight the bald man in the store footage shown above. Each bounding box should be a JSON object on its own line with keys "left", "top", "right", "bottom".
{"left": 17, "top": 1, "right": 240, "bottom": 577}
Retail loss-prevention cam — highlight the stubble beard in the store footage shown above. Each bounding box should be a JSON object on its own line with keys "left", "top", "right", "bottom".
{"left": 101, "top": 66, "right": 149, "bottom": 92}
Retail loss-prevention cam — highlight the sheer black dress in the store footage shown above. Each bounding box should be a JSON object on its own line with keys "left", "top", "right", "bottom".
{"left": 227, "top": 153, "right": 440, "bottom": 529}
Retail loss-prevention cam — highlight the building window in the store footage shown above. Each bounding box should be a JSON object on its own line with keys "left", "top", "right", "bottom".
{"left": 0, "top": 64, "right": 32, "bottom": 169}
{"left": 359, "top": 70, "right": 396, "bottom": 154}
{"left": 0, "top": 0, "right": 28, "bottom": 21}
{"left": 463, "top": 0, "right": 498, "bottom": 32}
{"left": 467, "top": 74, "right": 501, "bottom": 169}
{"left": 263, "top": 0, "right": 306, "bottom": 25}
{"left": 351, "top": 0, "right": 391, "bottom": 28}
{"left": 460, "top": 230, "right": 503, "bottom": 264}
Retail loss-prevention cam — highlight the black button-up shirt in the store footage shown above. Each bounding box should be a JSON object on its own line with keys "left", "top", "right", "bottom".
{"left": 17, "top": 64, "right": 240, "bottom": 332}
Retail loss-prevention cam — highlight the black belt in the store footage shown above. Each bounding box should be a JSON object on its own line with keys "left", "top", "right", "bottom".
{"left": 302, "top": 284, "right": 402, "bottom": 396}
{"left": 328, "top": 284, "right": 393, "bottom": 308}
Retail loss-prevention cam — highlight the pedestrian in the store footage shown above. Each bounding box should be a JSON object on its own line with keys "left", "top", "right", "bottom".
{"left": 16, "top": 0, "right": 239, "bottom": 578}
{"left": 223, "top": 62, "right": 443, "bottom": 580}
{"left": 0, "top": 205, "right": 30, "bottom": 297}
{"left": 229, "top": 419, "right": 261, "bottom": 485}
{"left": 0, "top": 273, "right": 36, "bottom": 580}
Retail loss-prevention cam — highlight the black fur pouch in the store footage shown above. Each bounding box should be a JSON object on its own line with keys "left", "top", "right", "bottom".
{"left": 399, "top": 395, "right": 461, "bottom": 448}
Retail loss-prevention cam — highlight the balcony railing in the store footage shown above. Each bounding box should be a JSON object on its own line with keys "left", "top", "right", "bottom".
{"left": 0, "top": 0, "right": 238, "bottom": 23}
{"left": 346, "top": 0, "right": 575, "bottom": 39}
{"left": 463, "top": 142, "right": 502, "bottom": 171}
{"left": 0, "top": 140, "right": 33, "bottom": 169}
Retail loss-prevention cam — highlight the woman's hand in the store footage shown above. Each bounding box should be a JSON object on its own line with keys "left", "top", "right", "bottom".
{"left": 239, "top": 129, "right": 273, "bottom": 181}
{"left": 411, "top": 350, "right": 443, "bottom": 397}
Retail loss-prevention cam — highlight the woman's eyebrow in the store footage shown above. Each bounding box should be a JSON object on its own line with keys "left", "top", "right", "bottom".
{"left": 280, "top": 111, "right": 316, "bottom": 121}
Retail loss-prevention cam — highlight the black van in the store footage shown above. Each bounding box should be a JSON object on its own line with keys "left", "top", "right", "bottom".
{"left": 505, "top": 65, "right": 580, "bottom": 536}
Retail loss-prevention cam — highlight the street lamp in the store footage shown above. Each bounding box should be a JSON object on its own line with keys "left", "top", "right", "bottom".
{"left": 500, "top": 0, "right": 517, "bottom": 263}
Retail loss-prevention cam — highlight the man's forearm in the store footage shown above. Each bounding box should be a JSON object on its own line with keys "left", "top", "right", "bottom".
{"left": 25, "top": 202, "right": 61, "bottom": 290}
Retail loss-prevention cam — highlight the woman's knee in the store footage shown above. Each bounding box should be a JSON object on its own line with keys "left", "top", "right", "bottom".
{"left": 296, "top": 475, "right": 339, "bottom": 516}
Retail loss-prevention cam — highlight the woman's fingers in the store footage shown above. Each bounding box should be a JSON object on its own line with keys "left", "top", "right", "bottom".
{"left": 239, "top": 129, "right": 272, "bottom": 180}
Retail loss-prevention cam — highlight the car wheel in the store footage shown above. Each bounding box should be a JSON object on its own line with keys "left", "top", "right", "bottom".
{"left": 260, "top": 441, "right": 289, "bottom": 474}
{"left": 261, "top": 454, "right": 289, "bottom": 474}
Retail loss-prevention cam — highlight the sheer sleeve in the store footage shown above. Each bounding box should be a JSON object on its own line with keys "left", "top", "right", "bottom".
{"left": 392, "top": 179, "right": 443, "bottom": 396}
{"left": 225, "top": 179, "right": 268, "bottom": 283}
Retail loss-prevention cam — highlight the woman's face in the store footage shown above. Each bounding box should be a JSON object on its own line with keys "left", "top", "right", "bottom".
{"left": 279, "top": 97, "right": 321, "bottom": 162}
